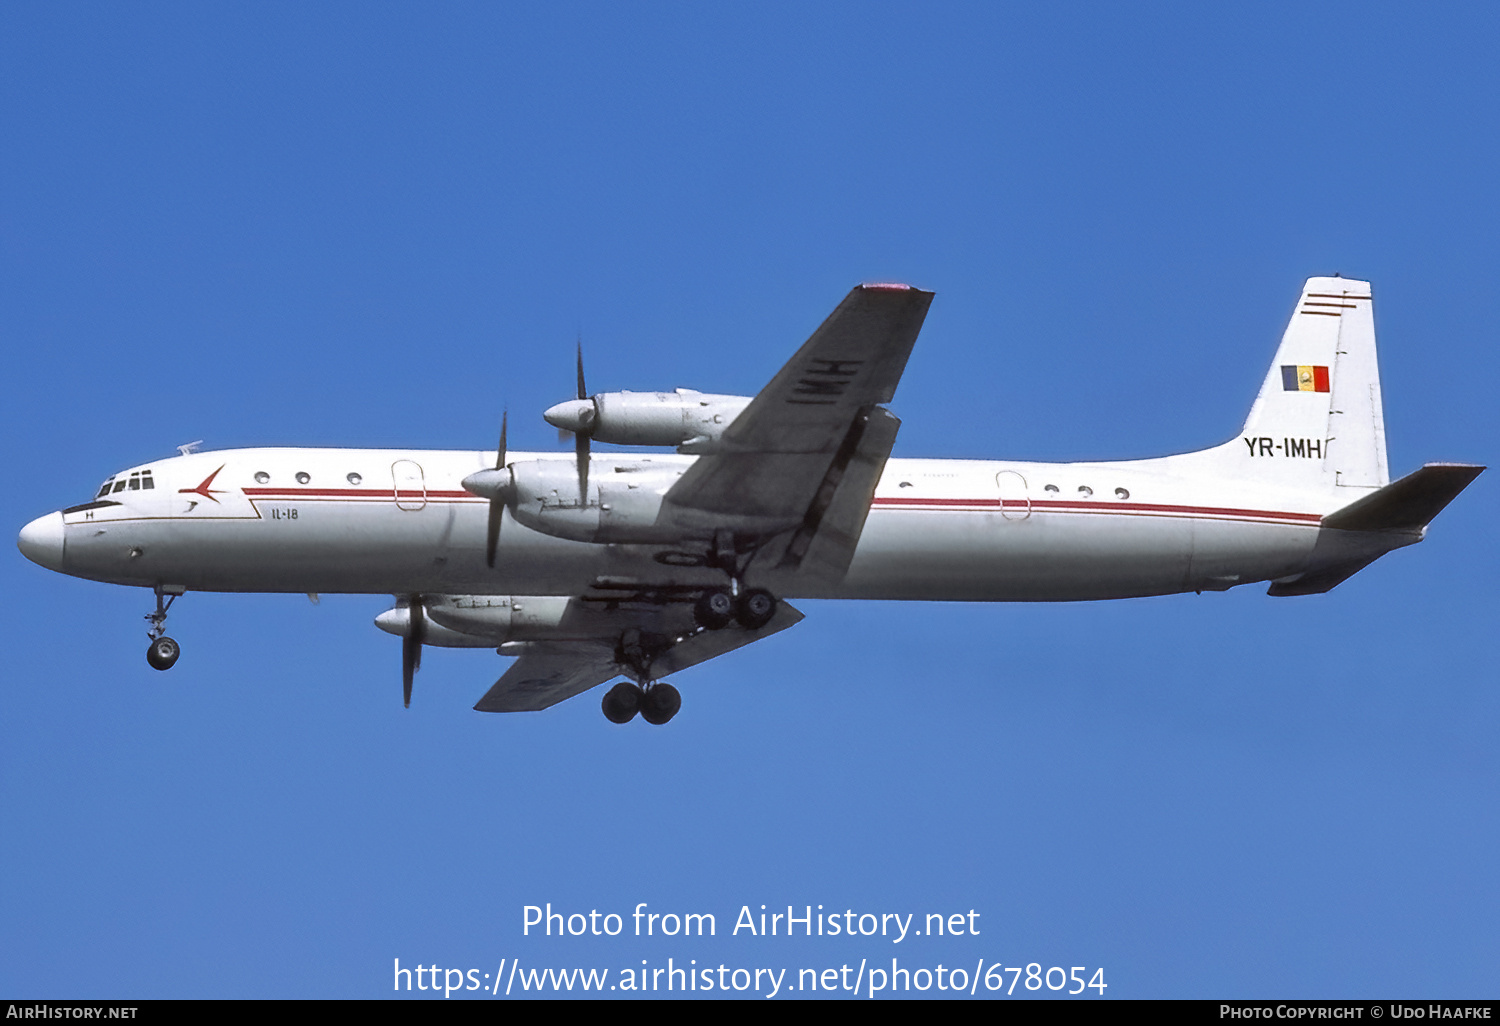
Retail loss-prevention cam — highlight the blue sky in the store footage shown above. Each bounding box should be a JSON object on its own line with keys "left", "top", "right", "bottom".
{"left": 2, "top": 2, "right": 1496, "bottom": 999}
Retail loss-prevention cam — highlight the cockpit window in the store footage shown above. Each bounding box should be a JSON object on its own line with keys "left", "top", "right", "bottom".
{"left": 102, "top": 470, "right": 154, "bottom": 496}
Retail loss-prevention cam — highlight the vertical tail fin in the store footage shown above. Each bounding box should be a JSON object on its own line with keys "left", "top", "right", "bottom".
{"left": 1232, "top": 277, "right": 1389, "bottom": 494}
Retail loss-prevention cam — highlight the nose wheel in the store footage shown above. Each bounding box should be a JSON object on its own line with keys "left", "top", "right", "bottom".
{"left": 143, "top": 588, "right": 183, "bottom": 671}
{"left": 147, "top": 636, "right": 181, "bottom": 670}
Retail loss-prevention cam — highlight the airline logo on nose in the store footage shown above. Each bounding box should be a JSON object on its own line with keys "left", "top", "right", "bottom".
{"left": 179, "top": 465, "right": 228, "bottom": 503}
{"left": 1281, "top": 365, "right": 1330, "bottom": 392}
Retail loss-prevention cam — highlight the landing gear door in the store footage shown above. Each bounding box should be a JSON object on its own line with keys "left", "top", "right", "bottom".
{"left": 392, "top": 460, "right": 427, "bottom": 511}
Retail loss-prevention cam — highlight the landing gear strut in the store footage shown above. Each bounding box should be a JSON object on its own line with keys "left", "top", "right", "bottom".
{"left": 144, "top": 588, "right": 182, "bottom": 671}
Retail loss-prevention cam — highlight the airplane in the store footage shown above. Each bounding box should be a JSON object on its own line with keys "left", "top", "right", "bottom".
{"left": 16, "top": 278, "right": 1484, "bottom": 725}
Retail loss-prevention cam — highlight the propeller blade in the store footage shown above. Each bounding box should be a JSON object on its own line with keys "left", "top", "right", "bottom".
{"left": 486, "top": 413, "right": 507, "bottom": 569}
{"left": 575, "top": 425, "right": 589, "bottom": 500}
{"left": 402, "top": 597, "right": 424, "bottom": 708}
{"left": 572, "top": 343, "right": 591, "bottom": 499}
{"left": 485, "top": 501, "right": 502, "bottom": 569}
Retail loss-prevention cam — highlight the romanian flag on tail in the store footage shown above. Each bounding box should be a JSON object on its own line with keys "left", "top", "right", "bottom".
{"left": 1281, "top": 365, "right": 1330, "bottom": 392}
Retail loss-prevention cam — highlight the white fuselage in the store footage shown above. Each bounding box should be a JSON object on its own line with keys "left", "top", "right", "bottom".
{"left": 40, "top": 445, "right": 1400, "bottom": 604}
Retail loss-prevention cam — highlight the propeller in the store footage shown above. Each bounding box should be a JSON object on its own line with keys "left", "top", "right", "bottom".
{"left": 543, "top": 341, "right": 595, "bottom": 501}
{"left": 460, "top": 412, "right": 515, "bottom": 569}
{"left": 571, "top": 341, "right": 591, "bottom": 499}
{"left": 402, "top": 595, "right": 424, "bottom": 708}
{"left": 487, "top": 413, "right": 507, "bottom": 568}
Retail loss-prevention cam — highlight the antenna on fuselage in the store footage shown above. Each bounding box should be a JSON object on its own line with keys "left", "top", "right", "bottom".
{"left": 176, "top": 440, "right": 204, "bottom": 456}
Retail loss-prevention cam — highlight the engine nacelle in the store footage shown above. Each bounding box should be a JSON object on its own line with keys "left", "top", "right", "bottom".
{"left": 544, "top": 389, "right": 751, "bottom": 452}
{"left": 508, "top": 458, "right": 684, "bottom": 543}
{"left": 377, "top": 595, "right": 692, "bottom": 646}
{"left": 373, "top": 604, "right": 506, "bottom": 647}
{"left": 425, "top": 595, "right": 577, "bottom": 641}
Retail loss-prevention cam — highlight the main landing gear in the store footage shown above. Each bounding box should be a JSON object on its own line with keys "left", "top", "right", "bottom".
{"left": 144, "top": 588, "right": 182, "bottom": 671}
{"left": 691, "top": 530, "right": 780, "bottom": 632}
{"left": 602, "top": 630, "right": 683, "bottom": 725}
{"left": 693, "top": 585, "right": 777, "bottom": 631}
{"left": 601, "top": 681, "right": 681, "bottom": 725}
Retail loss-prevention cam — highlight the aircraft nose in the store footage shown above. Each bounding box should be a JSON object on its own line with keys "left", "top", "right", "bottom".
{"left": 18, "top": 511, "right": 66, "bottom": 572}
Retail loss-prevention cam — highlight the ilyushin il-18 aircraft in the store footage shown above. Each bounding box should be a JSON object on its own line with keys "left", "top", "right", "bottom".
{"left": 17, "top": 278, "right": 1483, "bottom": 725}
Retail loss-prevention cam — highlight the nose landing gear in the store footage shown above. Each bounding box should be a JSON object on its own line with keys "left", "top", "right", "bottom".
{"left": 144, "top": 587, "right": 182, "bottom": 671}
{"left": 147, "top": 636, "right": 180, "bottom": 670}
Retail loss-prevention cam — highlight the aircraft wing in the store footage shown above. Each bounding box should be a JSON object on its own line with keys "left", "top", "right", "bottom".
{"left": 471, "top": 600, "right": 805, "bottom": 712}
{"left": 647, "top": 598, "right": 803, "bottom": 676}
{"left": 662, "top": 283, "right": 932, "bottom": 581}
{"left": 473, "top": 642, "right": 621, "bottom": 712}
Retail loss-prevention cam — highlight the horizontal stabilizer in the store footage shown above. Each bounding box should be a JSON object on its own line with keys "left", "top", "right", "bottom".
{"left": 1321, "top": 463, "right": 1485, "bottom": 533}
{"left": 1267, "top": 556, "right": 1382, "bottom": 597}
{"left": 1270, "top": 462, "right": 1483, "bottom": 597}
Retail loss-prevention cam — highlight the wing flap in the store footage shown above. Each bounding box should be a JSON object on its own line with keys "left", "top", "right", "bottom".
{"left": 771, "top": 405, "right": 900, "bottom": 584}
